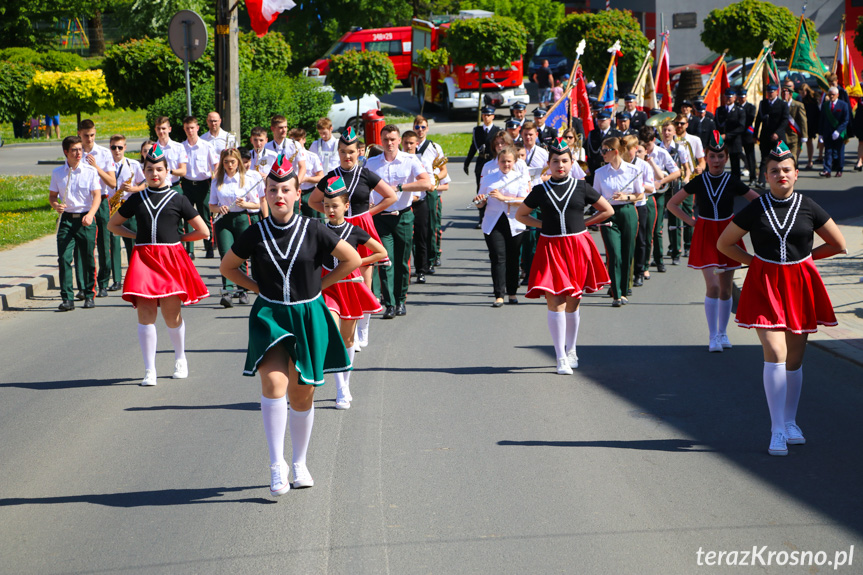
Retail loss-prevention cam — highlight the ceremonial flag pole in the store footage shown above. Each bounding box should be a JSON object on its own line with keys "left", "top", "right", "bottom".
{"left": 566, "top": 39, "right": 586, "bottom": 128}
{"left": 788, "top": 14, "right": 829, "bottom": 89}
{"left": 598, "top": 41, "right": 619, "bottom": 103}
{"left": 699, "top": 50, "right": 729, "bottom": 97}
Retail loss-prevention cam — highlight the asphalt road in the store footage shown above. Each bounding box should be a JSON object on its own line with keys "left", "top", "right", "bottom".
{"left": 1, "top": 171, "right": 862, "bottom": 575}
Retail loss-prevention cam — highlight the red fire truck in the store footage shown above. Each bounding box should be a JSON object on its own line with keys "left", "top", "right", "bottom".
{"left": 308, "top": 26, "right": 413, "bottom": 83}
{"left": 409, "top": 11, "right": 529, "bottom": 115}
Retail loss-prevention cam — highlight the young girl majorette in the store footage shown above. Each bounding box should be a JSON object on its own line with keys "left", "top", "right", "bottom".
{"left": 107, "top": 143, "right": 210, "bottom": 386}
{"left": 320, "top": 175, "right": 387, "bottom": 409}
{"left": 219, "top": 156, "right": 361, "bottom": 496}
{"left": 717, "top": 142, "right": 846, "bottom": 456}
{"left": 308, "top": 127, "right": 397, "bottom": 349}
{"left": 515, "top": 138, "right": 614, "bottom": 375}
{"left": 668, "top": 131, "right": 760, "bottom": 352}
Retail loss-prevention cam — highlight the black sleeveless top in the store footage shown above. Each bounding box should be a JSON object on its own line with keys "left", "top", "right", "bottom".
{"left": 316, "top": 164, "right": 382, "bottom": 217}
{"left": 682, "top": 172, "right": 751, "bottom": 220}
{"left": 523, "top": 176, "right": 601, "bottom": 236}
{"left": 118, "top": 186, "right": 198, "bottom": 244}
{"left": 322, "top": 220, "right": 371, "bottom": 271}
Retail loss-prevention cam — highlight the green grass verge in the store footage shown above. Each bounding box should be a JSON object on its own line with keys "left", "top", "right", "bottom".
{"left": 429, "top": 133, "right": 472, "bottom": 157}
{"left": 0, "top": 175, "right": 55, "bottom": 250}
{"left": 1, "top": 108, "right": 149, "bottom": 145}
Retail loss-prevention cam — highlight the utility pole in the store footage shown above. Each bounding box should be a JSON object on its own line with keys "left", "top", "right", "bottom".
{"left": 215, "top": 0, "right": 241, "bottom": 140}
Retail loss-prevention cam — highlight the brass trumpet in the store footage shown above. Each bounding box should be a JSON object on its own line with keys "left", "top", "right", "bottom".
{"left": 432, "top": 154, "right": 448, "bottom": 187}
{"left": 109, "top": 176, "right": 133, "bottom": 216}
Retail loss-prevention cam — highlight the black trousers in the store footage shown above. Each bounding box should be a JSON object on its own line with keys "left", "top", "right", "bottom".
{"left": 475, "top": 157, "right": 490, "bottom": 224}
{"left": 412, "top": 197, "right": 430, "bottom": 273}
{"left": 484, "top": 213, "right": 524, "bottom": 298}
{"left": 180, "top": 178, "right": 212, "bottom": 252}
{"left": 743, "top": 140, "right": 756, "bottom": 180}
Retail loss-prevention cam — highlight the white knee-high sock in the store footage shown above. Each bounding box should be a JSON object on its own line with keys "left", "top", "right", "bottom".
{"left": 334, "top": 372, "right": 348, "bottom": 401}
{"left": 547, "top": 310, "right": 566, "bottom": 359}
{"left": 358, "top": 313, "right": 370, "bottom": 342}
{"left": 784, "top": 366, "right": 803, "bottom": 425}
{"left": 166, "top": 320, "right": 186, "bottom": 360}
{"left": 704, "top": 297, "right": 719, "bottom": 339}
{"left": 289, "top": 405, "right": 314, "bottom": 466}
{"left": 345, "top": 346, "right": 356, "bottom": 385}
{"left": 717, "top": 297, "right": 733, "bottom": 335}
{"left": 763, "top": 362, "right": 787, "bottom": 434}
{"left": 261, "top": 395, "right": 287, "bottom": 466}
{"left": 137, "top": 323, "right": 157, "bottom": 371}
{"left": 565, "top": 310, "right": 580, "bottom": 358}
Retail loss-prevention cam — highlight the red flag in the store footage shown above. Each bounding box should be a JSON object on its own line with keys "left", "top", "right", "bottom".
{"left": 572, "top": 66, "right": 594, "bottom": 134}
{"left": 703, "top": 60, "right": 729, "bottom": 114}
{"left": 655, "top": 36, "right": 672, "bottom": 111}
{"left": 246, "top": 0, "right": 296, "bottom": 37}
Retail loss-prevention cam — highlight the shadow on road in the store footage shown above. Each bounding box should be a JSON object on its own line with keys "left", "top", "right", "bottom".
{"left": 498, "top": 439, "right": 714, "bottom": 452}
{"left": 0, "top": 485, "right": 274, "bottom": 507}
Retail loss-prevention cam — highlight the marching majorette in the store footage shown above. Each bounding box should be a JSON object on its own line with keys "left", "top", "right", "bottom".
{"left": 667, "top": 130, "right": 760, "bottom": 352}
{"left": 309, "top": 126, "right": 397, "bottom": 344}
{"left": 107, "top": 143, "right": 210, "bottom": 387}
{"left": 515, "top": 138, "right": 614, "bottom": 375}
{"left": 209, "top": 148, "right": 261, "bottom": 308}
{"left": 717, "top": 141, "right": 846, "bottom": 457}
{"left": 320, "top": 175, "right": 387, "bottom": 409}
{"left": 50, "top": 136, "right": 103, "bottom": 312}
{"left": 219, "top": 156, "right": 361, "bottom": 496}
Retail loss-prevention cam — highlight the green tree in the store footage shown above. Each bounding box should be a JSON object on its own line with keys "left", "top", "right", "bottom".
{"left": 460, "top": 0, "right": 564, "bottom": 46}
{"left": 557, "top": 10, "right": 648, "bottom": 84}
{"left": 701, "top": 0, "right": 815, "bottom": 60}
{"left": 328, "top": 50, "right": 397, "bottom": 133}
{"left": 243, "top": 31, "right": 293, "bottom": 74}
{"left": 448, "top": 15, "right": 527, "bottom": 123}
{"left": 27, "top": 69, "right": 114, "bottom": 125}
{"left": 119, "top": 0, "right": 216, "bottom": 39}
{"left": 0, "top": 62, "right": 37, "bottom": 123}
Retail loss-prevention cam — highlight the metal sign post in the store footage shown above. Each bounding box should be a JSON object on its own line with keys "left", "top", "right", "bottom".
{"left": 168, "top": 10, "right": 208, "bottom": 117}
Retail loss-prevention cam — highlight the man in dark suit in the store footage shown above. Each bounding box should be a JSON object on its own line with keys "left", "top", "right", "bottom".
{"left": 737, "top": 88, "right": 757, "bottom": 184}
{"left": 464, "top": 105, "right": 500, "bottom": 228}
{"left": 532, "top": 107, "right": 558, "bottom": 148}
{"left": 585, "top": 110, "right": 622, "bottom": 183}
{"left": 753, "top": 84, "right": 790, "bottom": 188}
{"left": 622, "top": 93, "right": 648, "bottom": 131}
{"left": 510, "top": 101, "right": 527, "bottom": 127}
{"left": 715, "top": 88, "right": 746, "bottom": 180}
{"left": 820, "top": 86, "right": 850, "bottom": 177}
{"left": 694, "top": 102, "right": 716, "bottom": 148}
{"left": 616, "top": 112, "right": 638, "bottom": 136}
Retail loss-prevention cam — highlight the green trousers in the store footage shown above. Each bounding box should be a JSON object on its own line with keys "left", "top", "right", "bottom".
{"left": 651, "top": 191, "right": 668, "bottom": 265}
{"left": 667, "top": 194, "right": 693, "bottom": 258}
{"left": 58, "top": 214, "right": 97, "bottom": 301}
{"left": 520, "top": 207, "right": 541, "bottom": 276}
{"left": 372, "top": 209, "right": 414, "bottom": 306}
{"left": 180, "top": 178, "right": 212, "bottom": 255}
{"left": 215, "top": 211, "right": 250, "bottom": 291}
{"left": 300, "top": 190, "right": 323, "bottom": 221}
{"left": 428, "top": 190, "right": 442, "bottom": 260}
{"left": 600, "top": 203, "right": 637, "bottom": 300}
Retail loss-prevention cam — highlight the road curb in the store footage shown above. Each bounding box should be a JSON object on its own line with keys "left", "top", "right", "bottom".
{"left": 1, "top": 272, "right": 59, "bottom": 311}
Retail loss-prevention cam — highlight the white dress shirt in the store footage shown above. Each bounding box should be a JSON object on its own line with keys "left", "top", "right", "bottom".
{"left": 49, "top": 162, "right": 101, "bottom": 212}
{"left": 158, "top": 139, "right": 189, "bottom": 185}
{"left": 209, "top": 173, "right": 260, "bottom": 212}
{"left": 309, "top": 137, "right": 340, "bottom": 173}
{"left": 593, "top": 162, "right": 644, "bottom": 206}
{"left": 366, "top": 151, "right": 427, "bottom": 212}
{"left": 478, "top": 168, "right": 530, "bottom": 236}
{"left": 201, "top": 128, "right": 230, "bottom": 155}
{"left": 182, "top": 138, "right": 218, "bottom": 181}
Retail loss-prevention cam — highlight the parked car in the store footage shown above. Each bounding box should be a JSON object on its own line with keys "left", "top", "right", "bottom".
{"left": 528, "top": 38, "right": 573, "bottom": 82}
{"left": 727, "top": 58, "right": 827, "bottom": 93}
{"left": 321, "top": 85, "right": 380, "bottom": 136}
{"left": 669, "top": 52, "right": 731, "bottom": 91}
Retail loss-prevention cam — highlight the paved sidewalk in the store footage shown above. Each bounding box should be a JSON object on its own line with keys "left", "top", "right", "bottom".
{"left": 732, "top": 215, "right": 863, "bottom": 367}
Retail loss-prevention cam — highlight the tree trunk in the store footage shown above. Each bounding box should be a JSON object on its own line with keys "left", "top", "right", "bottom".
{"left": 91, "top": 10, "right": 106, "bottom": 56}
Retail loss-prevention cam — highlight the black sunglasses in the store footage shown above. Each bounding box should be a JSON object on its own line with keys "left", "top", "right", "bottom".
{"left": 413, "top": 125, "right": 428, "bottom": 130}
{"left": 110, "top": 145, "right": 125, "bottom": 151}
{"left": 600, "top": 148, "right": 614, "bottom": 154}
{"left": 674, "top": 121, "right": 687, "bottom": 126}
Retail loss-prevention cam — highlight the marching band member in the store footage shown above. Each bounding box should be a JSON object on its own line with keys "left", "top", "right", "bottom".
{"left": 414, "top": 115, "right": 449, "bottom": 271}
{"left": 474, "top": 146, "right": 530, "bottom": 307}
{"left": 309, "top": 117, "right": 341, "bottom": 175}
{"left": 672, "top": 113, "right": 705, "bottom": 261}
{"left": 717, "top": 142, "right": 845, "bottom": 456}
{"left": 621, "top": 135, "right": 655, "bottom": 289}
{"left": 520, "top": 121, "right": 549, "bottom": 283}
{"left": 592, "top": 137, "right": 644, "bottom": 307}
{"left": 265, "top": 114, "right": 306, "bottom": 183}
{"left": 516, "top": 138, "right": 613, "bottom": 374}
{"left": 320, "top": 175, "right": 386, "bottom": 409}
{"left": 153, "top": 116, "right": 188, "bottom": 194}
{"left": 309, "top": 127, "right": 397, "bottom": 341}
{"left": 107, "top": 143, "right": 210, "bottom": 386}
{"left": 201, "top": 111, "right": 230, "bottom": 155}
{"left": 50, "top": 136, "right": 102, "bottom": 311}
{"left": 464, "top": 105, "right": 501, "bottom": 228}
{"left": 668, "top": 131, "right": 760, "bottom": 352}
{"left": 106, "top": 135, "right": 146, "bottom": 278}
{"left": 181, "top": 116, "right": 219, "bottom": 259}
{"left": 219, "top": 156, "right": 360, "bottom": 496}
{"left": 638, "top": 126, "right": 681, "bottom": 277}
{"left": 209, "top": 148, "right": 261, "bottom": 308}
{"left": 659, "top": 119, "right": 691, "bottom": 265}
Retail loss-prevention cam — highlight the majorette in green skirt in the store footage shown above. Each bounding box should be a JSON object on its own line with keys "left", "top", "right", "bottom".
{"left": 243, "top": 293, "right": 351, "bottom": 385}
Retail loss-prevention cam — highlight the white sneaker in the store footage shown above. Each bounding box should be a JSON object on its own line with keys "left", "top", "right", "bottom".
{"left": 556, "top": 357, "right": 574, "bottom": 375}
{"left": 709, "top": 336, "right": 723, "bottom": 353}
{"left": 719, "top": 333, "right": 732, "bottom": 349}
{"left": 785, "top": 422, "right": 806, "bottom": 445}
{"left": 292, "top": 462, "right": 314, "bottom": 488}
{"left": 566, "top": 349, "right": 579, "bottom": 369}
{"left": 335, "top": 397, "right": 351, "bottom": 410}
{"left": 768, "top": 432, "right": 788, "bottom": 456}
{"left": 357, "top": 327, "right": 369, "bottom": 348}
{"left": 172, "top": 358, "right": 188, "bottom": 379}
{"left": 742, "top": 168, "right": 750, "bottom": 178}
{"left": 140, "top": 369, "right": 157, "bottom": 386}
{"left": 269, "top": 461, "right": 290, "bottom": 496}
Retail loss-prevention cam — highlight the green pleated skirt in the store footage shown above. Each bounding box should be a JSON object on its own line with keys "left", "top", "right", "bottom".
{"left": 243, "top": 294, "right": 351, "bottom": 385}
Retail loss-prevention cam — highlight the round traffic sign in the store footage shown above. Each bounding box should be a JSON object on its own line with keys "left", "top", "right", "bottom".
{"left": 168, "top": 10, "right": 208, "bottom": 62}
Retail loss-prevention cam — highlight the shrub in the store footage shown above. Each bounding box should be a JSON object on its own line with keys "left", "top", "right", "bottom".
{"left": 0, "top": 47, "right": 42, "bottom": 66}
{"left": 27, "top": 70, "right": 114, "bottom": 119}
{"left": 146, "top": 72, "right": 330, "bottom": 145}
{"left": 0, "top": 62, "right": 37, "bottom": 122}
{"left": 37, "top": 51, "right": 88, "bottom": 72}
{"left": 243, "top": 31, "right": 293, "bottom": 74}
{"left": 329, "top": 50, "right": 396, "bottom": 121}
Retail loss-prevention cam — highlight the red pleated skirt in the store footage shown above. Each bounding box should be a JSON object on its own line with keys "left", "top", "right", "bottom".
{"left": 322, "top": 269, "right": 383, "bottom": 320}
{"left": 526, "top": 232, "right": 611, "bottom": 299}
{"left": 688, "top": 217, "right": 745, "bottom": 269}
{"left": 122, "top": 244, "right": 209, "bottom": 307}
{"left": 736, "top": 256, "right": 837, "bottom": 334}
{"left": 346, "top": 211, "right": 389, "bottom": 264}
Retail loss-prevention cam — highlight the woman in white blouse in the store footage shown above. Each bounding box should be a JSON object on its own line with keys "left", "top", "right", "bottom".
{"left": 475, "top": 147, "right": 531, "bottom": 306}
{"left": 592, "top": 137, "right": 644, "bottom": 307}
{"left": 209, "top": 148, "right": 261, "bottom": 308}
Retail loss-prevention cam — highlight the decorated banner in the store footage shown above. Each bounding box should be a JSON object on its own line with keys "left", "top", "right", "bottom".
{"left": 599, "top": 40, "right": 622, "bottom": 112}
{"left": 788, "top": 15, "right": 829, "bottom": 89}
{"left": 701, "top": 54, "right": 729, "bottom": 114}
{"left": 631, "top": 40, "right": 657, "bottom": 111}
{"left": 654, "top": 32, "right": 672, "bottom": 111}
